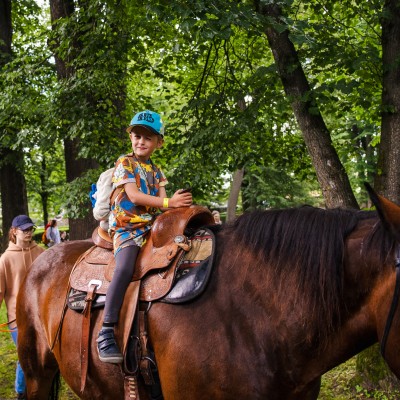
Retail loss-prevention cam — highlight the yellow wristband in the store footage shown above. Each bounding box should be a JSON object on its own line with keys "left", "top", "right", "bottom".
{"left": 163, "top": 198, "right": 169, "bottom": 208}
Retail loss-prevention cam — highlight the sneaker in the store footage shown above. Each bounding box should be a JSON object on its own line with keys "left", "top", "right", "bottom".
{"left": 96, "top": 329, "right": 123, "bottom": 363}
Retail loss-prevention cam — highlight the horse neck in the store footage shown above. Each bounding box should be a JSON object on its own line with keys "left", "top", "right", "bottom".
{"left": 320, "top": 220, "right": 395, "bottom": 365}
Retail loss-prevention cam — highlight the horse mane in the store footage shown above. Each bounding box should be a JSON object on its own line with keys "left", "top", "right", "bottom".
{"left": 223, "top": 206, "right": 396, "bottom": 343}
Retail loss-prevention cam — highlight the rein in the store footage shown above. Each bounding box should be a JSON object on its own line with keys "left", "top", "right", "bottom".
{"left": 380, "top": 246, "right": 400, "bottom": 357}
{"left": 0, "top": 318, "right": 16, "bottom": 333}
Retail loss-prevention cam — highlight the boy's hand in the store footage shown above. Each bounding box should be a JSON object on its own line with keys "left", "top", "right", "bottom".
{"left": 169, "top": 189, "right": 193, "bottom": 208}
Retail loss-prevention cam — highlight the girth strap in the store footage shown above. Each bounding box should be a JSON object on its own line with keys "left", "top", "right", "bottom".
{"left": 80, "top": 283, "right": 98, "bottom": 393}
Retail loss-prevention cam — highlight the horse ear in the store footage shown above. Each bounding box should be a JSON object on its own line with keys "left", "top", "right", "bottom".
{"left": 365, "top": 182, "right": 400, "bottom": 241}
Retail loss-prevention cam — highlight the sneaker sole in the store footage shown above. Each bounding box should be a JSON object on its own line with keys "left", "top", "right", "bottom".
{"left": 98, "top": 354, "right": 123, "bottom": 363}
{"left": 97, "top": 346, "right": 123, "bottom": 364}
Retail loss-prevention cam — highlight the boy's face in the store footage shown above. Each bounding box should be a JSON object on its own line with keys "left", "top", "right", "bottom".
{"left": 130, "top": 126, "right": 163, "bottom": 161}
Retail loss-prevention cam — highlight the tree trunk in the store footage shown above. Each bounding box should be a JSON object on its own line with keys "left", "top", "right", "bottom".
{"left": 49, "top": 0, "right": 98, "bottom": 240}
{"left": 39, "top": 157, "right": 49, "bottom": 227}
{"left": 64, "top": 138, "right": 98, "bottom": 239}
{"left": 241, "top": 169, "right": 255, "bottom": 212}
{"left": 0, "top": 0, "right": 12, "bottom": 57}
{"left": 375, "top": 0, "right": 400, "bottom": 203}
{"left": 255, "top": 2, "right": 359, "bottom": 209}
{"left": 0, "top": 148, "right": 29, "bottom": 251}
{"left": 356, "top": 344, "right": 400, "bottom": 393}
{"left": 227, "top": 169, "right": 244, "bottom": 222}
{"left": 0, "top": 0, "right": 29, "bottom": 251}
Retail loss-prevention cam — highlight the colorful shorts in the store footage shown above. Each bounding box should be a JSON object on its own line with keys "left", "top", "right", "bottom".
{"left": 112, "top": 228, "right": 148, "bottom": 255}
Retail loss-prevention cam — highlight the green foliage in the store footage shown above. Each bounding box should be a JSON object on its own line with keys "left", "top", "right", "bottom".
{"left": 46, "top": 1, "right": 133, "bottom": 163}
{"left": 0, "top": 305, "right": 15, "bottom": 399}
{"left": 320, "top": 355, "right": 400, "bottom": 399}
{"left": 62, "top": 168, "right": 102, "bottom": 219}
{"left": 242, "top": 164, "right": 322, "bottom": 210}
{"left": 24, "top": 146, "right": 67, "bottom": 224}
{"left": 283, "top": 0, "right": 382, "bottom": 201}
{"left": 0, "top": 2, "right": 56, "bottom": 147}
{"left": 0, "top": 0, "right": 393, "bottom": 218}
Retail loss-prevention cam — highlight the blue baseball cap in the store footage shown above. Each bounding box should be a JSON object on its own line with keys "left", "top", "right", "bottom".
{"left": 12, "top": 215, "right": 35, "bottom": 230}
{"left": 127, "top": 110, "right": 165, "bottom": 137}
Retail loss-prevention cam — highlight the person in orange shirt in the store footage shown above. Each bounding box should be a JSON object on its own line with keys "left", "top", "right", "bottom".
{"left": 0, "top": 215, "right": 44, "bottom": 399}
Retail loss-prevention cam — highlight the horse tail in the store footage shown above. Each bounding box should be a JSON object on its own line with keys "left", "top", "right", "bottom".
{"left": 49, "top": 370, "right": 61, "bottom": 400}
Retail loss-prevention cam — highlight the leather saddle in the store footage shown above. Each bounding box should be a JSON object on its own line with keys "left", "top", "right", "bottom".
{"left": 68, "top": 205, "right": 216, "bottom": 397}
{"left": 70, "top": 205, "right": 215, "bottom": 302}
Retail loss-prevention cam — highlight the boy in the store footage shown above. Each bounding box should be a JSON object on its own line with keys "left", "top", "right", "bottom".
{"left": 97, "top": 110, "right": 192, "bottom": 363}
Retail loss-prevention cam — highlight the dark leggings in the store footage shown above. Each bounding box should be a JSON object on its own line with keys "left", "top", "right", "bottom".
{"left": 103, "top": 244, "right": 140, "bottom": 324}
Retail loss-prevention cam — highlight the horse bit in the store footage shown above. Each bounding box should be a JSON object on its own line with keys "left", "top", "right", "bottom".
{"left": 380, "top": 246, "right": 400, "bottom": 357}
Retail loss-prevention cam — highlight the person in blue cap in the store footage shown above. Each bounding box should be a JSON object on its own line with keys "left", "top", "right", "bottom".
{"left": 0, "top": 215, "right": 44, "bottom": 399}
{"left": 96, "top": 110, "right": 193, "bottom": 363}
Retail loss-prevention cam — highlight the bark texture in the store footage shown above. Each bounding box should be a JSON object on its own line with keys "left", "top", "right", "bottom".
{"left": 49, "top": 0, "right": 98, "bottom": 240}
{"left": 376, "top": 0, "right": 400, "bottom": 203}
{"left": 255, "top": 2, "right": 359, "bottom": 209}
{"left": 227, "top": 168, "right": 244, "bottom": 222}
{"left": 0, "top": 0, "right": 29, "bottom": 251}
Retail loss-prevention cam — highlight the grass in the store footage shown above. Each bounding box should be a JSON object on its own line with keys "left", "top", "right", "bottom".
{"left": 320, "top": 359, "right": 400, "bottom": 399}
{"left": 0, "top": 304, "right": 16, "bottom": 399}
{"left": 1, "top": 303, "right": 399, "bottom": 399}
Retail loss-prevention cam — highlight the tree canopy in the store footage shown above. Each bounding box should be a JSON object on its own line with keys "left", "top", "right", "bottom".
{"left": 1, "top": 0, "right": 399, "bottom": 238}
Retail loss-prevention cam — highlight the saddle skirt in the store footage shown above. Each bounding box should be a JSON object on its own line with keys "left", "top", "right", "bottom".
{"left": 69, "top": 206, "right": 215, "bottom": 305}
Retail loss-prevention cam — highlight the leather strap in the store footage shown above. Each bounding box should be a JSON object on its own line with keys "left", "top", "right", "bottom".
{"left": 124, "top": 374, "right": 140, "bottom": 400}
{"left": 51, "top": 246, "right": 96, "bottom": 352}
{"left": 115, "top": 281, "right": 141, "bottom": 357}
{"left": 139, "top": 306, "right": 156, "bottom": 386}
{"left": 80, "top": 283, "right": 98, "bottom": 393}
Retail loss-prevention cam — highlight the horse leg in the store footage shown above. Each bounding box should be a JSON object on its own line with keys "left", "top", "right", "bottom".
{"left": 17, "top": 321, "right": 60, "bottom": 400}
{"left": 17, "top": 286, "right": 61, "bottom": 400}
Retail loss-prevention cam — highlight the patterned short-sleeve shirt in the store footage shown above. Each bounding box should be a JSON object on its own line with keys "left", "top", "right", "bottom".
{"left": 109, "top": 154, "right": 167, "bottom": 253}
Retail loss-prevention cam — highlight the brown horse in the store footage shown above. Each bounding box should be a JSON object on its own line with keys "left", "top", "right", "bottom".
{"left": 17, "top": 186, "right": 400, "bottom": 399}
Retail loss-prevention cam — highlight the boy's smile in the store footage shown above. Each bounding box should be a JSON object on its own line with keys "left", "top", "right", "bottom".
{"left": 130, "top": 126, "right": 163, "bottom": 162}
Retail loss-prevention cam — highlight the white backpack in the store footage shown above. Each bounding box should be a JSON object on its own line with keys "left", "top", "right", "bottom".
{"left": 92, "top": 168, "right": 114, "bottom": 230}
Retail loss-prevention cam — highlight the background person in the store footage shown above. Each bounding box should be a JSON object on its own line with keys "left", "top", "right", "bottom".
{"left": 60, "top": 231, "right": 68, "bottom": 242}
{"left": 0, "top": 215, "right": 44, "bottom": 399}
{"left": 45, "top": 219, "right": 61, "bottom": 247}
{"left": 212, "top": 210, "right": 222, "bottom": 224}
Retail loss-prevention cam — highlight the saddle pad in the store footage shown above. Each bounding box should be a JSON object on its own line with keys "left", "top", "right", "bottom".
{"left": 180, "top": 229, "right": 213, "bottom": 268}
{"left": 67, "top": 288, "right": 106, "bottom": 310}
{"left": 162, "top": 228, "right": 215, "bottom": 304}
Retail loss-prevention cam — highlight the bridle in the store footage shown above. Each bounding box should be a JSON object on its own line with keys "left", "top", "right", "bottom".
{"left": 380, "top": 246, "right": 400, "bottom": 357}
